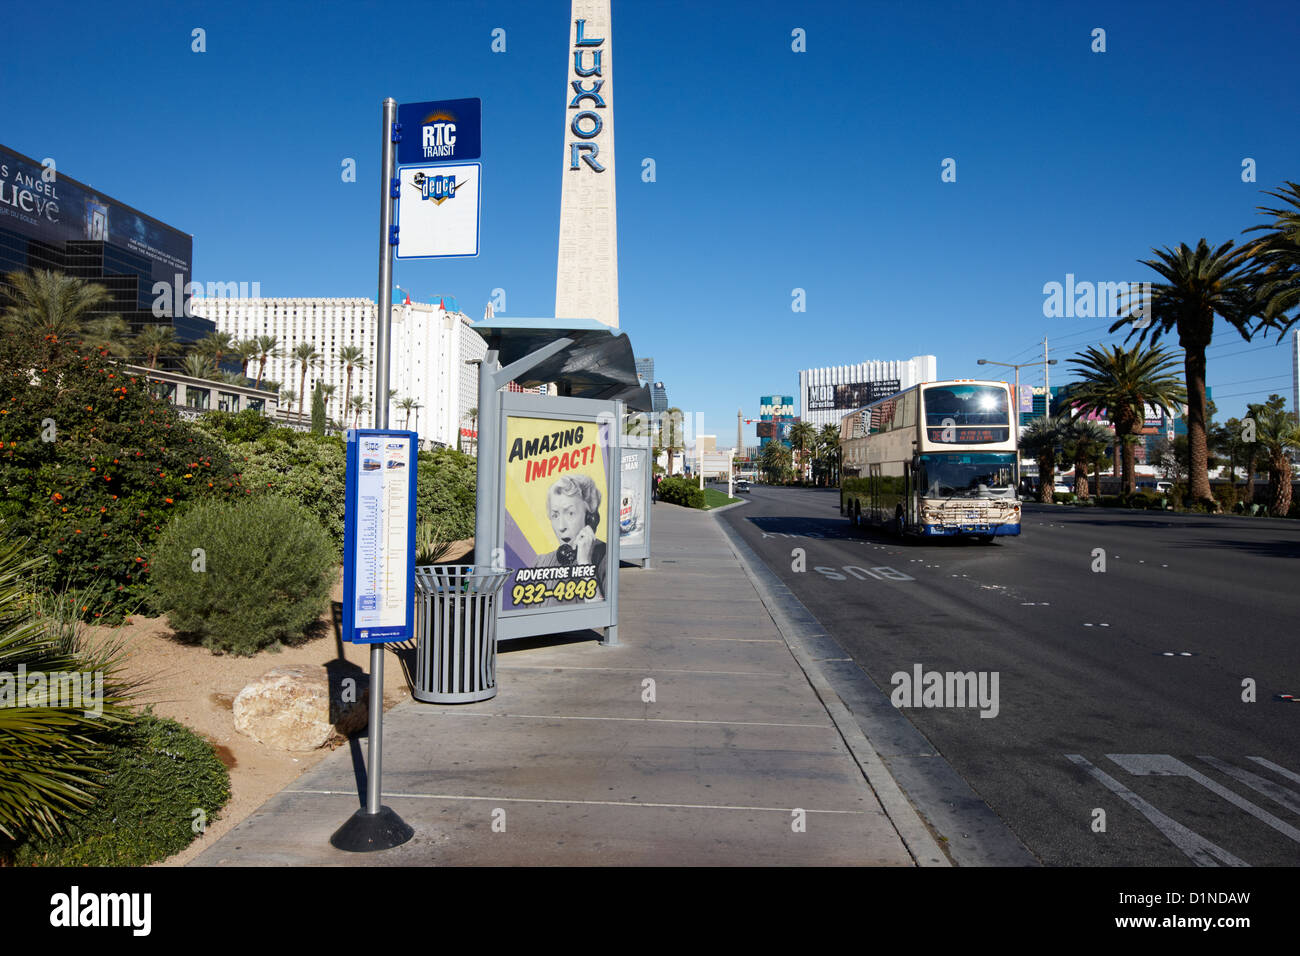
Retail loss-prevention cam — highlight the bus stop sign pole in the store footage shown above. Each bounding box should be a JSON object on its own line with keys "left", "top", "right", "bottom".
{"left": 331, "top": 96, "right": 414, "bottom": 853}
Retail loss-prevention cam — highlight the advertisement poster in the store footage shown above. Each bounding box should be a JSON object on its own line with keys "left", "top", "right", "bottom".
{"left": 343, "top": 432, "right": 416, "bottom": 643}
{"left": 502, "top": 416, "right": 611, "bottom": 612}
{"left": 619, "top": 448, "right": 646, "bottom": 551}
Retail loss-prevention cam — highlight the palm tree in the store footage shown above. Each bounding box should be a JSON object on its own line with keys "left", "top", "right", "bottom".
{"left": 134, "top": 324, "right": 180, "bottom": 369}
{"left": 1020, "top": 417, "right": 1064, "bottom": 502}
{"left": 1066, "top": 344, "right": 1186, "bottom": 495}
{"left": 396, "top": 396, "right": 418, "bottom": 430}
{"left": 319, "top": 383, "right": 337, "bottom": 423}
{"left": 232, "top": 338, "right": 260, "bottom": 377}
{"left": 759, "top": 440, "right": 790, "bottom": 483}
{"left": 1061, "top": 417, "right": 1113, "bottom": 500}
{"left": 789, "top": 421, "right": 817, "bottom": 481}
{"left": 349, "top": 395, "right": 370, "bottom": 429}
{"left": 816, "top": 424, "right": 841, "bottom": 486}
{"left": 1246, "top": 400, "right": 1300, "bottom": 515}
{"left": 0, "top": 269, "right": 112, "bottom": 342}
{"left": 195, "top": 330, "right": 233, "bottom": 369}
{"left": 278, "top": 389, "right": 296, "bottom": 419}
{"left": 662, "top": 407, "right": 685, "bottom": 475}
{"left": 292, "top": 343, "right": 321, "bottom": 422}
{"left": 1111, "top": 239, "right": 1265, "bottom": 505}
{"left": 337, "top": 346, "right": 367, "bottom": 418}
{"left": 80, "top": 316, "right": 131, "bottom": 357}
{"left": 180, "top": 351, "right": 215, "bottom": 380}
{"left": 1243, "top": 180, "right": 1300, "bottom": 328}
{"left": 253, "top": 334, "right": 279, "bottom": 389}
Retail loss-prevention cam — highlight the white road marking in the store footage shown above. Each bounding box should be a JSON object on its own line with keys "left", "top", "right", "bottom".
{"left": 1107, "top": 753, "right": 1300, "bottom": 845}
{"left": 1198, "top": 756, "right": 1300, "bottom": 816}
{"left": 1065, "top": 755, "right": 1247, "bottom": 867}
{"left": 1247, "top": 756, "right": 1300, "bottom": 787}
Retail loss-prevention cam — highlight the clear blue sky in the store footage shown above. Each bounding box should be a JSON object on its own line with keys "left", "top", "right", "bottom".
{"left": 6, "top": 0, "right": 1299, "bottom": 446}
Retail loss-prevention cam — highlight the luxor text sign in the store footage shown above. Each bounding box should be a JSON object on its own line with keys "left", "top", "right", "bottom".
{"left": 342, "top": 430, "right": 418, "bottom": 644}
{"left": 397, "top": 99, "right": 481, "bottom": 165}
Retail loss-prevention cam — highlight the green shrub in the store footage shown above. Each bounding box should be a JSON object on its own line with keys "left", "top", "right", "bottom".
{"left": 1052, "top": 492, "right": 1076, "bottom": 504}
{"left": 415, "top": 446, "right": 476, "bottom": 540}
{"left": 11, "top": 713, "right": 230, "bottom": 866}
{"left": 149, "top": 496, "right": 335, "bottom": 655}
{"left": 658, "top": 476, "right": 705, "bottom": 508}
{"left": 0, "top": 333, "right": 245, "bottom": 621}
{"left": 1211, "top": 484, "right": 1237, "bottom": 512}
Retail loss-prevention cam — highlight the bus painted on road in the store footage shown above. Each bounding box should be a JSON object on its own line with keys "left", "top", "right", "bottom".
{"left": 839, "top": 380, "right": 1020, "bottom": 542}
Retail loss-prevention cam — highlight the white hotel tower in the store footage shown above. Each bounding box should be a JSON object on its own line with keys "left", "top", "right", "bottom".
{"left": 190, "top": 297, "right": 486, "bottom": 448}
{"left": 798, "top": 356, "right": 938, "bottom": 430}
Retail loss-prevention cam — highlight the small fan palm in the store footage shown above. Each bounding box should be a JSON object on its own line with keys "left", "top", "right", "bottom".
{"left": 1019, "top": 417, "right": 1065, "bottom": 503}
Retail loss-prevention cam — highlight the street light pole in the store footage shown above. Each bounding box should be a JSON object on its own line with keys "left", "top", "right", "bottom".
{"left": 978, "top": 355, "right": 1058, "bottom": 494}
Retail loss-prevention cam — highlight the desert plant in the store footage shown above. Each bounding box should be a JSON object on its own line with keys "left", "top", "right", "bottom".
{"left": 149, "top": 496, "right": 335, "bottom": 655}
{"left": 10, "top": 712, "right": 229, "bottom": 866}
{"left": 0, "top": 535, "right": 136, "bottom": 845}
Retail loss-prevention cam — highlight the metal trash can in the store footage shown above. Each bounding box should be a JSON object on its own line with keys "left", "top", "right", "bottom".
{"left": 413, "top": 566, "right": 510, "bottom": 704}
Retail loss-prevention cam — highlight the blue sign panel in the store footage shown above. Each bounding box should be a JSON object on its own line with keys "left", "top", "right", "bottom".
{"left": 397, "top": 98, "right": 481, "bottom": 165}
{"left": 342, "top": 430, "right": 419, "bottom": 644}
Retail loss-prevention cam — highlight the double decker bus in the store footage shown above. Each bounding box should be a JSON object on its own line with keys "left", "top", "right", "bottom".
{"left": 839, "top": 380, "right": 1020, "bottom": 542}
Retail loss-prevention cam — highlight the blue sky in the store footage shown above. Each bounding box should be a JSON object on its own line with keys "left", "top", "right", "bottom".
{"left": 6, "top": 0, "right": 1300, "bottom": 446}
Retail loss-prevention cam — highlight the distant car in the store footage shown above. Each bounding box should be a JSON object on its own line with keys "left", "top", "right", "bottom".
{"left": 735, "top": 479, "right": 751, "bottom": 493}
{"left": 1155, "top": 481, "right": 1172, "bottom": 494}
{"left": 1053, "top": 482, "right": 1072, "bottom": 494}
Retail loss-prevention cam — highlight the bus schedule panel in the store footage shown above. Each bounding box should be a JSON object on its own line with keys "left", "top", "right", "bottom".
{"left": 342, "top": 429, "right": 418, "bottom": 644}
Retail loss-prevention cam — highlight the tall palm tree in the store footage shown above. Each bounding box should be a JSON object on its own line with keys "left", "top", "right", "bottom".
{"left": 232, "top": 338, "right": 260, "bottom": 377}
{"left": 1061, "top": 417, "right": 1113, "bottom": 500}
{"left": 337, "top": 345, "right": 367, "bottom": 418}
{"left": 292, "top": 342, "right": 321, "bottom": 422}
{"left": 1110, "top": 239, "right": 1265, "bottom": 505}
{"left": 195, "top": 330, "right": 233, "bottom": 368}
{"left": 1243, "top": 180, "right": 1300, "bottom": 328}
{"left": 349, "top": 395, "right": 370, "bottom": 429}
{"left": 789, "top": 421, "right": 817, "bottom": 481}
{"left": 253, "top": 334, "right": 279, "bottom": 389}
{"left": 1019, "top": 417, "right": 1064, "bottom": 503}
{"left": 277, "top": 389, "right": 296, "bottom": 419}
{"left": 1066, "top": 344, "right": 1186, "bottom": 495}
{"left": 134, "top": 324, "right": 180, "bottom": 369}
{"left": 0, "top": 269, "right": 111, "bottom": 342}
{"left": 1250, "top": 401, "right": 1300, "bottom": 515}
{"left": 396, "top": 396, "right": 418, "bottom": 430}
{"left": 180, "top": 351, "right": 215, "bottom": 380}
{"left": 816, "top": 423, "right": 841, "bottom": 486}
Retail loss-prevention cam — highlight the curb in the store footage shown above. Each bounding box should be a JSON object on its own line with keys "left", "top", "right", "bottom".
{"left": 711, "top": 514, "right": 950, "bottom": 867}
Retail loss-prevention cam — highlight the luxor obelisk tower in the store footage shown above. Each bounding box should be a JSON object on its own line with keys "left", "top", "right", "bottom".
{"left": 556, "top": 0, "right": 619, "bottom": 329}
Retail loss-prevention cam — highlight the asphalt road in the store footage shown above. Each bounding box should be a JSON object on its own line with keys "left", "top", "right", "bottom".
{"left": 718, "top": 484, "right": 1300, "bottom": 866}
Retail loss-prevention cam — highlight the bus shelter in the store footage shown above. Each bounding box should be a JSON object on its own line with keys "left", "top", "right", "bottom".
{"left": 470, "top": 319, "right": 652, "bottom": 646}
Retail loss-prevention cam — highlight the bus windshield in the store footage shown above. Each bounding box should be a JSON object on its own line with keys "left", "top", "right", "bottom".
{"left": 923, "top": 384, "right": 1009, "bottom": 443}
{"left": 917, "top": 453, "right": 1016, "bottom": 499}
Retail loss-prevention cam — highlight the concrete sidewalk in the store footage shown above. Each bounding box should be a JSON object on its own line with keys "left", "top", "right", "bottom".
{"left": 192, "top": 501, "right": 936, "bottom": 866}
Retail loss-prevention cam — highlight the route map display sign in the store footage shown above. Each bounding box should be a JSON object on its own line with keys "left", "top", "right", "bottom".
{"left": 501, "top": 415, "right": 612, "bottom": 613}
{"left": 342, "top": 430, "right": 417, "bottom": 643}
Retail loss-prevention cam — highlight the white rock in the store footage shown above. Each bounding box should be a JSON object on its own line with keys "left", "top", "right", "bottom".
{"left": 233, "top": 665, "right": 368, "bottom": 751}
